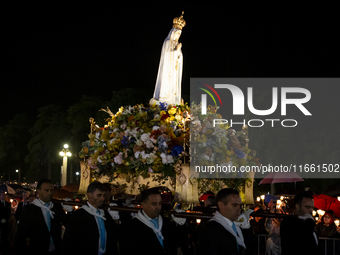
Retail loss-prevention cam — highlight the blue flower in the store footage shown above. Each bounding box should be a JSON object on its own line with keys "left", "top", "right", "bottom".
{"left": 234, "top": 148, "right": 245, "bottom": 159}
{"left": 121, "top": 136, "right": 129, "bottom": 148}
{"left": 159, "top": 102, "right": 168, "bottom": 111}
{"left": 171, "top": 145, "right": 184, "bottom": 157}
{"left": 157, "top": 136, "right": 168, "bottom": 153}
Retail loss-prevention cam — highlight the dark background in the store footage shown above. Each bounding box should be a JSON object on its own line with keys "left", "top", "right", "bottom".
{"left": 3, "top": 5, "right": 339, "bottom": 123}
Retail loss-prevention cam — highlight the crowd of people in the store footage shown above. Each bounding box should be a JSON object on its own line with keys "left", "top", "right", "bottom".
{"left": 1, "top": 179, "right": 340, "bottom": 255}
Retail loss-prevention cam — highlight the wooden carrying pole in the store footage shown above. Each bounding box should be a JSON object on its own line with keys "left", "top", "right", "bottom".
{"left": 55, "top": 200, "right": 297, "bottom": 219}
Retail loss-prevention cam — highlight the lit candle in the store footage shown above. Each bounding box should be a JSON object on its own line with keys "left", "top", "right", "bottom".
{"left": 196, "top": 219, "right": 201, "bottom": 224}
{"left": 312, "top": 210, "right": 316, "bottom": 217}
{"left": 260, "top": 195, "right": 265, "bottom": 200}
{"left": 338, "top": 196, "right": 340, "bottom": 202}
{"left": 10, "top": 199, "right": 13, "bottom": 203}
{"left": 277, "top": 200, "right": 282, "bottom": 206}
{"left": 280, "top": 196, "right": 284, "bottom": 200}
{"left": 319, "top": 210, "right": 325, "bottom": 216}
{"left": 315, "top": 217, "right": 319, "bottom": 221}
{"left": 74, "top": 206, "right": 79, "bottom": 210}
{"left": 335, "top": 219, "right": 340, "bottom": 227}
{"left": 256, "top": 197, "right": 261, "bottom": 202}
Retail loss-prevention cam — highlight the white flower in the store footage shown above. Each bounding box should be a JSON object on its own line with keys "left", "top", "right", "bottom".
{"left": 140, "top": 133, "right": 150, "bottom": 142}
{"left": 120, "top": 122, "right": 127, "bottom": 130}
{"left": 122, "top": 106, "right": 134, "bottom": 115}
{"left": 114, "top": 152, "right": 123, "bottom": 164}
{"left": 145, "top": 140, "right": 154, "bottom": 149}
{"left": 166, "top": 155, "right": 174, "bottom": 164}
{"left": 160, "top": 153, "right": 171, "bottom": 164}
{"left": 124, "top": 127, "right": 131, "bottom": 136}
{"left": 146, "top": 154, "right": 155, "bottom": 164}
{"left": 96, "top": 132, "right": 101, "bottom": 140}
{"left": 141, "top": 151, "right": 147, "bottom": 159}
{"left": 136, "top": 139, "right": 143, "bottom": 146}
{"left": 152, "top": 126, "right": 160, "bottom": 131}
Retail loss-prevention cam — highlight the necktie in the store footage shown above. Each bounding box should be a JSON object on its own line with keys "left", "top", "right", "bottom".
{"left": 45, "top": 203, "right": 54, "bottom": 249}
{"left": 150, "top": 218, "right": 164, "bottom": 247}
{"left": 96, "top": 210, "right": 106, "bottom": 251}
{"left": 232, "top": 222, "right": 239, "bottom": 252}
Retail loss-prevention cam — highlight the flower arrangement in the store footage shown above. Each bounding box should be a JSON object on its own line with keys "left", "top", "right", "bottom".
{"left": 79, "top": 100, "right": 260, "bottom": 197}
{"left": 79, "top": 102, "right": 190, "bottom": 180}
{"left": 189, "top": 103, "right": 260, "bottom": 180}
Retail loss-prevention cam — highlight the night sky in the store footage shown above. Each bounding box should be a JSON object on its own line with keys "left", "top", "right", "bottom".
{"left": 3, "top": 5, "right": 340, "bottom": 125}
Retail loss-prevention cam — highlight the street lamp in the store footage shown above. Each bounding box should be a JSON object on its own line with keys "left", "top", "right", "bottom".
{"left": 60, "top": 144, "right": 72, "bottom": 187}
{"left": 15, "top": 169, "right": 21, "bottom": 183}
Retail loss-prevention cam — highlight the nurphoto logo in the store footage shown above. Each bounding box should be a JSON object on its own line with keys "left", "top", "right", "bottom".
{"left": 198, "top": 83, "right": 312, "bottom": 128}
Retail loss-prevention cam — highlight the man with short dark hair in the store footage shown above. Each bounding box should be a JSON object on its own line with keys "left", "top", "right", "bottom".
{"left": 121, "top": 187, "right": 187, "bottom": 255}
{"left": 204, "top": 195, "right": 216, "bottom": 208}
{"left": 198, "top": 188, "right": 246, "bottom": 255}
{"left": 63, "top": 181, "right": 119, "bottom": 255}
{"left": 15, "top": 190, "right": 30, "bottom": 224}
{"left": 16, "top": 178, "right": 69, "bottom": 255}
{"left": 280, "top": 192, "right": 320, "bottom": 255}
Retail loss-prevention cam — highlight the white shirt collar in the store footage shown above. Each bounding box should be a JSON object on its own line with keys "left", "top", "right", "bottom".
{"left": 38, "top": 198, "right": 50, "bottom": 206}
{"left": 142, "top": 210, "right": 158, "bottom": 221}
{"left": 87, "top": 202, "right": 104, "bottom": 216}
{"left": 223, "top": 215, "right": 234, "bottom": 227}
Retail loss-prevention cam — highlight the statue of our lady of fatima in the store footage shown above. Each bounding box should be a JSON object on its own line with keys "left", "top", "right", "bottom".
{"left": 151, "top": 12, "right": 185, "bottom": 106}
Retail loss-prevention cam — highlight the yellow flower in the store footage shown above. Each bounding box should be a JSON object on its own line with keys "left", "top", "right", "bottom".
{"left": 168, "top": 108, "right": 176, "bottom": 115}
{"left": 160, "top": 111, "right": 166, "bottom": 116}
{"left": 226, "top": 150, "right": 234, "bottom": 156}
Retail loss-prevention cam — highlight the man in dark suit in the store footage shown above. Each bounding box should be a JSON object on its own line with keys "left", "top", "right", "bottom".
{"left": 15, "top": 190, "right": 30, "bottom": 224}
{"left": 198, "top": 188, "right": 246, "bottom": 255}
{"left": 121, "top": 187, "right": 188, "bottom": 255}
{"left": 16, "top": 179, "right": 69, "bottom": 255}
{"left": 280, "top": 192, "right": 321, "bottom": 255}
{"left": 63, "top": 181, "right": 119, "bottom": 255}
{"left": 0, "top": 190, "right": 11, "bottom": 254}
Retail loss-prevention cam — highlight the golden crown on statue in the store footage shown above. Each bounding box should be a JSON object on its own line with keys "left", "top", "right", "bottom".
{"left": 173, "top": 11, "right": 186, "bottom": 30}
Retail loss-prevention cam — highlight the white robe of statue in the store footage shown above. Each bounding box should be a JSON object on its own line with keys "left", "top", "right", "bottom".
{"left": 153, "top": 28, "right": 183, "bottom": 105}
